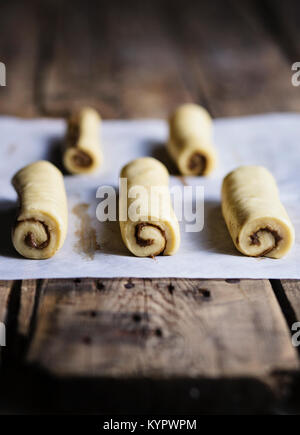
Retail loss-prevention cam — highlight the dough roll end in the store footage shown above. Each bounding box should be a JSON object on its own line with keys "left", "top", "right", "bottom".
{"left": 63, "top": 107, "right": 102, "bottom": 174}
{"left": 12, "top": 161, "right": 68, "bottom": 259}
{"left": 222, "top": 166, "right": 294, "bottom": 258}
{"left": 119, "top": 157, "right": 180, "bottom": 257}
{"left": 167, "top": 103, "right": 217, "bottom": 176}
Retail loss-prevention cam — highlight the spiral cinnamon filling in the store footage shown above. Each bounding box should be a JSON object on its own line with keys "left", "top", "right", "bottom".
{"left": 250, "top": 226, "right": 282, "bottom": 256}
{"left": 72, "top": 150, "right": 93, "bottom": 168}
{"left": 16, "top": 219, "right": 51, "bottom": 249}
{"left": 135, "top": 223, "right": 167, "bottom": 256}
{"left": 188, "top": 152, "right": 206, "bottom": 175}
{"left": 67, "top": 121, "right": 93, "bottom": 168}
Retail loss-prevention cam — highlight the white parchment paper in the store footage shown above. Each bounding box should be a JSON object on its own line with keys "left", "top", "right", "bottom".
{"left": 0, "top": 113, "right": 299, "bottom": 279}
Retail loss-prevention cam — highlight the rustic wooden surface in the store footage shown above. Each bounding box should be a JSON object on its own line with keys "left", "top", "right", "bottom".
{"left": 0, "top": 0, "right": 300, "bottom": 414}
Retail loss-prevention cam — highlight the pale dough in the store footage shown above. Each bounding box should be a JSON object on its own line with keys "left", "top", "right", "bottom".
{"left": 63, "top": 107, "right": 102, "bottom": 174}
{"left": 222, "top": 166, "right": 294, "bottom": 258}
{"left": 12, "top": 161, "right": 68, "bottom": 259}
{"left": 167, "top": 103, "right": 217, "bottom": 176}
{"left": 119, "top": 157, "right": 180, "bottom": 257}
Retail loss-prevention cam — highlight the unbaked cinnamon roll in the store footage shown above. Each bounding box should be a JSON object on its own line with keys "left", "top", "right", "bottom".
{"left": 119, "top": 157, "right": 180, "bottom": 257}
{"left": 167, "top": 103, "right": 217, "bottom": 176}
{"left": 12, "top": 161, "right": 68, "bottom": 259}
{"left": 222, "top": 166, "right": 294, "bottom": 258}
{"left": 63, "top": 107, "right": 102, "bottom": 174}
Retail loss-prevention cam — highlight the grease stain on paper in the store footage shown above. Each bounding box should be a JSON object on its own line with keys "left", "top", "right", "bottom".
{"left": 7, "top": 144, "right": 16, "bottom": 155}
{"left": 72, "top": 203, "right": 100, "bottom": 260}
{"left": 176, "top": 175, "right": 188, "bottom": 186}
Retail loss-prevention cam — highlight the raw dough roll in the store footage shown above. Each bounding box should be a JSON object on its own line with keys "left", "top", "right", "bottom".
{"left": 63, "top": 107, "right": 102, "bottom": 174}
{"left": 119, "top": 157, "right": 180, "bottom": 257}
{"left": 12, "top": 161, "right": 68, "bottom": 259}
{"left": 222, "top": 166, "right": 294, "bottom": 258}
{"left": 167, "top": 103, "right": 217, "bottom": 176}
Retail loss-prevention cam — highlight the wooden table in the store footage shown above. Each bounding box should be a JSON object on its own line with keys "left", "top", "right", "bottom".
{"left": 1, "top": 0, "right": 300, "bottom": 414}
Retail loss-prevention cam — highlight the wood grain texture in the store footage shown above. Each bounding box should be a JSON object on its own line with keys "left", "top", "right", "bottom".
{"left": 0, "top": 281, "right": 12, "bottom": 324}
{"left": 18, "top": 280, "right": 39, "bottom": 338}
{"left": 26, "top": 278, "right": 298, "bottom": 377}
{"left": 0, "top": 0, "right": 300, "bottom": 413}
{"left": 40, "top": 0, "right": 193, "bottom": 118}
{"left": 164, "top": 0, "right": 300, "bottom": 117}
{"left": 262, "top": 0, "right": 300, "bottom": 60}
{"left": 279, "top": 280, "right": 300, "bottom": 325}
{"left": 0, "top": 2, "right": 39, "bottom": 116}
{"left": 0, "top": 280, "right": 16, "bottom": 366}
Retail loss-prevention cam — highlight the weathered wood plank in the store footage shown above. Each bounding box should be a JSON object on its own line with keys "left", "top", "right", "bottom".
{"left": 165, "top": 0, "right": 300, "bottom": 117}
{"left": 0, "top": 281, "right": 12, "bottom": 324}
{"left": 18, "top": 280, "right": 39, "bottom": 338}
{"left": 26, "top": 278, "right": 298, "bottom": 377}
{"left": 100, "top": 0, "right": 193, "bottom": 118}
{"left": 279, "top": 281, "right": 300, "bottom": 328}
{"left": 262, "top": 0, "right": 300, "bottom": 60}
{"left": 0, "top": 2, "right": 39, "bottom": 116}
{"left": 38, "top": 0, "right": 117, "bottom": 117}
{"left": 0, "top": 280, "right": 15, "bottom": 365}
{"left": 0, "top": 364, "right": 297, "bottom": 414}
{"left": 40, "top": 0, "right": 193, "bottom": 117}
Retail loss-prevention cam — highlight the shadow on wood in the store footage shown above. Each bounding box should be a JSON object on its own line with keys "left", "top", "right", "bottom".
{"left": 0, "top": 364, "right": 292, "bottom": 414}
{"left": 0, "top": 200, "right": 19, "bottom": 259}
